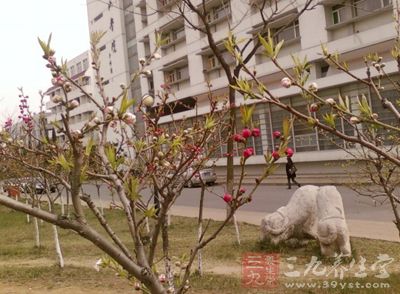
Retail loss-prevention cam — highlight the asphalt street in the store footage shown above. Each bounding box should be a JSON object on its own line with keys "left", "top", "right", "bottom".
{"left": 81, "top": 182, "right": 395, "bottom": 222}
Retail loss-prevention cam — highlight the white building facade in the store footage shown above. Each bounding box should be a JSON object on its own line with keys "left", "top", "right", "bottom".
{"left": 45, "top": 51, "right": 100, "bottom": 142}
{"left": 87, "top": 0, "right": 397, "bottom": 184}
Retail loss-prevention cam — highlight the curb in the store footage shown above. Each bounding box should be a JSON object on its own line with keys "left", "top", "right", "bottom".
{"left": 169, "top": 205, "right": 400, "bottom": 243}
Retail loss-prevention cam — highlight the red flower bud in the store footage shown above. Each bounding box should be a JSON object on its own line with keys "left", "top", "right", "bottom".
{"left": 285, "top": 147, "right": 294, "bottom": 157}
{"left": 239, "top": 187, "right": 246, "bottom": 195}
{"left": 252, "top": 128, "right": 261, "bottom": 137}
{"left": 273, "top": 130, "right": 281, "bottom": 139}
{"left": 272, "top": 151, "right": 280, "bottom": 160}
{"left": 309, "top": 103, "right": 319, "bottom": 112}
{"left": 241, "top": 128, "right": 252, "bottom": 139}
{"left": 223, "top": 193, "right": 233, "bottom": 203}
{"left": 243, "top": 147, "right": 254, "bottom": 159}
{"left": 233, "top": 134, "right": 245, "bottom": 143}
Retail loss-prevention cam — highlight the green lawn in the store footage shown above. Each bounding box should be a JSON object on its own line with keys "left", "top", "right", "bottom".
{"left": 0, "top": 205, "right": 399, "bottom": 293}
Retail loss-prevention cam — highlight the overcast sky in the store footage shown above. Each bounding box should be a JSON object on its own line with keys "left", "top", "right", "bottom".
{"left": 0, "top": 0, "right": 90, "bottom": 122}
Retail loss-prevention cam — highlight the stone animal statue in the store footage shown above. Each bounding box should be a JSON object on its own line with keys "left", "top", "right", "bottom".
{"left": 316, "top": 185, "right": 351, "bottom": 257}
{"left": 260, "top": 185, "right": 320, "bottom": 245}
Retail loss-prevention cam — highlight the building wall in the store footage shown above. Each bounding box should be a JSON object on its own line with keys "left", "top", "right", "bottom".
{"left": 88, "top": 0, "right": 398, "bottom": 183}
{"left": 45, "top": 51, "right": 101, "bottom": 142}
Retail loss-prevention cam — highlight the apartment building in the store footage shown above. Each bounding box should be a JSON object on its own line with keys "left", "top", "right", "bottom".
{"left": 86, "top": 0, "right": 146, "bottom": 134}
{"left": 45, "top": 51, "right": 100, "bottom": 142}
{"left": 88, "top": 0, "right": 397, "bottom": 183}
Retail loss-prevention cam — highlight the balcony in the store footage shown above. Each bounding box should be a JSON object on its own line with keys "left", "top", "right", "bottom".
{"left": 158, "top": 0, "right": 180, "bottom": 11}
{"left": 160, "top": 17, "right": 186, "bottom": 51}
{"left": 160, "top": 57, "right": 190, "bottom": 88}
{"left": 325, "top": 0, "right": 393, "bottom": 30}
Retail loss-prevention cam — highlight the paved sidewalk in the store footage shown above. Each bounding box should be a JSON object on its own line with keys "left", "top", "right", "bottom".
{"left": 170, "top": 205, "right": 400, "bottom": 243}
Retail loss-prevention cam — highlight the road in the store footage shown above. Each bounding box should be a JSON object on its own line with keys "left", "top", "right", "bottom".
{"left": 81, "top": 182, "right": 395, "bottom": 222}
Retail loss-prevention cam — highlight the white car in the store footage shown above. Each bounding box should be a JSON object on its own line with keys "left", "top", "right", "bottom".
{"left": 184, "top": 167, "right": 217, "bottom": 188}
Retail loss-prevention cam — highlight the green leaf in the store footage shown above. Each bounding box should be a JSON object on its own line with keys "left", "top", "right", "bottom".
{"left": 134, "top": 140, "right": 146, "bottom": 154}
{"left": 204, "top": 115, "right": 215, "bottom": 130}
{"left": 282, "top": 117, "right": 292, "bottom": 138}
{"left": 239, "top": 104, "right": 255, "bottom": 126}
{"left": 358, "top": 94, "right": 372, "bottom": 118}
{"left": 337, "top": 93, "right": 349, "bottom": 112}
{"left": 50, "top": 154, "right": 73, "bottom": 172}
{"left": 124, "top": 176, "right": 140, "bottom": 201}
{"left": 105, "top": 145, "right": 117, "bottom": 169}
{"left": 144, "top": 206, "right": 156, "bottom": 218}
{"left": 85, "top": 137, "right": 95, "bottom": 156}
{"left": 119, "top": 91, "right": 136, "bottom": 115}
{"left": 80, "top": 164, "right": 88, "bottom": 182}
{"left": 323, "top": 113, "right": 337, "bottom": 129}
{"left": 274, "top": 40, "right": 284, "bottom": 59}
{"left": 258, "top": 32, "right": 273, "bottom": 58}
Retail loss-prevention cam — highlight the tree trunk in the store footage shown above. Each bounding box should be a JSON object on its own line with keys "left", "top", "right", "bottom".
{"left": 33, "top": 217, "right": 40, "bottom": 248}
{"left": 53, "top": 224, "right": 65, "bottom": 268}
{"left": 162, "top": 218, "right": 174, "bottom": 292}
{"left": 233, "top": 214, "right": 241, "bottom": 245}
{"left": 25, "top": 197, "right": 30, "bottom": 223}
{"left": 197, "top": 183, "right": 206, "bottom": 275}
{"left": 96, "top": 183, "right": 104, "bottom": 215}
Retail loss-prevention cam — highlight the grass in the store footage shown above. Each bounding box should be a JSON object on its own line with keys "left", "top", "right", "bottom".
{"left": 0, "top": 205, "right": 399, "bottom": 293}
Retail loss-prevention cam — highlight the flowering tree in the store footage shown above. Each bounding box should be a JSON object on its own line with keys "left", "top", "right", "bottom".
{"left": 152, "top": 0, "right": 317, "bottom": 223}
{"left": 226, "top": 11, "right": 400, "bottom": 236}
{"left": 0, "top": 32, "right": 291, "bottom": 293}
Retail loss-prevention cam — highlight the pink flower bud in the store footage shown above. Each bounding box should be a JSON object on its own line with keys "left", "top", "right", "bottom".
{"left": 51, "top": 95, "right": 63, "bottom": 104}
{"left": 325, "top": 98, "right": 335, "bottom": 105}
{"left": 241, "top": 128, "right": 252, "bottom": 139}
{"left": 233, "top": 134, "right": 245, "bottom": 143}
{"left": 104, "top": 106, "right": 114, "bottom": 114}
{"left": 251, "top": 128, "right": 261, "bottom": 137}
{"left": 309, "top": 103, "right": 319, "bottom": 112}
{"left": 285, "top": 147, "right": 294, "bottom": 157}
{"left": 273, "top": 130, "right": 281, "bottom": 139}
{"left": 123, "top": 112, "right": 136, "bottom": 125}
{"left": 350, "top": 116, "right": 361, "bottom": 124}
{"left": 243, "top": 147, "right": 254, "bottom": 159}
{"left": 223, "top": 193, "right": 233, "bottom": 203}
{"left": 239, "top": 187, "right": 246, "bottom": 195}
{"left": 281, "top": 77, "right": 292, "bottom": 88}
{"left": 153, "top": 53, "right": 161, "bottom": 60}
{"left": 308, "top": 82, "right": 318, "bottom": 92}
{"left": 68, "top": 100, "right": 80, "bottom": 109}
{"left": 272, "top": 151, "right": 280, "bottom": 160}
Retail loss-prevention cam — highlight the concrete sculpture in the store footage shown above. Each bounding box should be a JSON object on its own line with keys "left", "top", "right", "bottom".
{"left": 260, "top": 185, "right": 320, "bottom": 245}
{"left": 260, "top": 185, "right": 352, "bottom": 257}
{"left": 316, "top": 185, "right": 352, "bottom": 257}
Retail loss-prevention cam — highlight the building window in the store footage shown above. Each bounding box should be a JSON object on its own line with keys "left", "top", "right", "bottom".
{"left": 206, "top": 1, "right": 230, "bottom": 23}
{"left": 207, "top": 55, "right": 219, "bottom": 70}
{"left": 354, "top": 0, "right": 392, "bottom": 17}
{"left": 165, "top": 27, "right": 185, "bottom": 44}
{"left": 166, "top": 69, "right": 182, "bottom": 83}
{"left": 82, "top": 58, "right": 88, "bottom": 70}
{"left": 274, "top": 20, "right": 300, "bottom": 43}
{"left": 94, "top": 12, "right": 103, "bottom": 22}
{"left": 76, "top": 62, "right": 82, "bottom": 73}
{"left": 69, "top": 65, "right": 76, "bottom": 76}
{"left": 332, "top": 5, "right": 345, "bottom": 24}
{"left": 164, "top": 65, "right": 189, "bottom": 91}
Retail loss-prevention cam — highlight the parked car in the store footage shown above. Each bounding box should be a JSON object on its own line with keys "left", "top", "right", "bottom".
{"left": 21, "top": 179, "right": 57, "bottom": 194}
{"left": 184, "top": 167, "right": 217, "bottom": 188}
{"left": 2, "top": 178, "right": 57, "bottom": 194}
